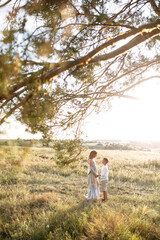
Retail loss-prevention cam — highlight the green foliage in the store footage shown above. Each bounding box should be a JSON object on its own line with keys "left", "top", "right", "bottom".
{"left": 18, "top": 90, "right": 58, "bottom": 134}
{"left": 0, "top": 0, "right": 160, "bottom": 136}
{"left": 53, "top": 139, "right": 84, "bottom": 167}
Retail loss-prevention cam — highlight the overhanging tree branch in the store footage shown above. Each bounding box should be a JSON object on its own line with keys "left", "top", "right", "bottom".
{"left": 149, "top": 0, "right": 160, "bottom": 16}
{"left": 0, "top": 0, "right": 12, "bottom": 8}
{"left": 43, "top": 22, "right": 160, "bottom": 83}
{"left": 0, "top": 92, "right": 34, "bottom": 125}
{"left": 116, "top": 75, "right": 160, "bottom": 94}
{"left": 1, "top": 0, "right": 160, "bottom": 133}
{"left": 90, "top": 28, "right": 160, "bottom": 63}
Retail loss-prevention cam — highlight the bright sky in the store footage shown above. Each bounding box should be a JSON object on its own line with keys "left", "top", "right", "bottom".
{"left": 84, "top": 77, "right": 160, "bottom": 141}
{"left": 0, "top": 3, "right": 160, "bottom": 141}
{"left": 1, "top": 77, "right": 160, "bottom": 141}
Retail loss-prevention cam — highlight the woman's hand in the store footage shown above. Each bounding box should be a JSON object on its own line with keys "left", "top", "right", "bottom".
{"left": 95, "top": 174, "right": 101, "bottom": 178}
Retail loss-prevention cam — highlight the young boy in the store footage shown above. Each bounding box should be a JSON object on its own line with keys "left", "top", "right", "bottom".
{"left": 100, "top": 158, "right": 109, "bottom": 201}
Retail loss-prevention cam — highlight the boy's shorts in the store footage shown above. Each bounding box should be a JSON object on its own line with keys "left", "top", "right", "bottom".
{"left": 101, "top": 180, "right": 108, "bottom": 191}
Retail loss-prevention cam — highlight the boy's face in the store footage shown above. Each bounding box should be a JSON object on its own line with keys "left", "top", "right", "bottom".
{"left": 102, "top": 159, "right": 106, "bottom": 165}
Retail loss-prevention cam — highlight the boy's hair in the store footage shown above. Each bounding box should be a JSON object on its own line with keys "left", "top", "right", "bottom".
{"left": 103, "top": 158, "right": 109, "bottom": 164}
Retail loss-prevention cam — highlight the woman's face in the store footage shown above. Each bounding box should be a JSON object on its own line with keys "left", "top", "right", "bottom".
{"left": 94, "top": 153, "right": 97, "bottom": 158}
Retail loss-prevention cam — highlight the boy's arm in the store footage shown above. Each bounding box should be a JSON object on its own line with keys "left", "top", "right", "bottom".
{"left": 101, "top": 167, "right": 107, "bottom": 179}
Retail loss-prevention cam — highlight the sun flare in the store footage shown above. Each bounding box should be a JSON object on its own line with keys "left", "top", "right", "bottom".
{"left": 85, "top": 78, "right": 160, "bottom": 141}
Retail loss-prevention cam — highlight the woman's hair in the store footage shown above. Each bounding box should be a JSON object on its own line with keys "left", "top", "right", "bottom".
{"left": 89, "top": 150, "right": 97, "bottom": 159}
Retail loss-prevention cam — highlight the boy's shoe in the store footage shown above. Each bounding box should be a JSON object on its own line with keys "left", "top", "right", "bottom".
{"left": 102, "top": 199, "right": 108, "bottom": 202}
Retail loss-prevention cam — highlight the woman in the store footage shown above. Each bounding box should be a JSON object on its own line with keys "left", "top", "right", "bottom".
{"left": 87, "top": 150, "right": 100, "bottom": 200}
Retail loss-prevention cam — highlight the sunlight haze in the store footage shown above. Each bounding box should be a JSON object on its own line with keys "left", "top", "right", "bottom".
{"left": 84, "top": 77, "right": 160, "bottom": 141}
{"left": 1, "top": 78, "right": 160, "bottom": 141}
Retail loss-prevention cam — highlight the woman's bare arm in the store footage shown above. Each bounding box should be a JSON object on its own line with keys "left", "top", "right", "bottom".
{"left": 89, "top": 159, "right": 94, "bottom": 166}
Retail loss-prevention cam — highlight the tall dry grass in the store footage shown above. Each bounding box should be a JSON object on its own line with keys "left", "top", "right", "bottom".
{"left": 0, "top": 146, "right": 160, "bottom": 239}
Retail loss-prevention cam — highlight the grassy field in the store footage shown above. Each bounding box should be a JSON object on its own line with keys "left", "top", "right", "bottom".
{"left": 0, "top": 146, "right": 160, "bottom": 240}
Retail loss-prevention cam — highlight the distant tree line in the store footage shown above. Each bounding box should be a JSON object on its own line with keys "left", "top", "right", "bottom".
{"left": 88, "top": 143, "right": 135, "bottom": 150}
{"left": 0, "top": 139, "right": 139, "bottom": 150}
{"left": 0, "top": 139, "right": 85, "bottom": 167}
{"left": 0, "top": 139, "right": 42, "bottom": 147}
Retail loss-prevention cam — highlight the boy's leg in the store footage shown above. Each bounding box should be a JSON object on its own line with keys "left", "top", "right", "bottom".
{"left": 103, "top": 191, "right": 105, "bottom": 200}
{"left": 103, "top": 191, "right": 108, "bottom": 201}
{"left": 104, "top": 191, "right": 106, "bottom": 200}
{"left": 105, "top": 191, "right": 108, "bottom": 200}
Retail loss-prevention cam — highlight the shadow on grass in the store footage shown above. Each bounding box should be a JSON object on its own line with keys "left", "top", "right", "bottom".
{"left": 32, "top": 199, "right": 98, "bottom": 240}
{"left": 1, "top": 196, "right": 160, "bottom": 240}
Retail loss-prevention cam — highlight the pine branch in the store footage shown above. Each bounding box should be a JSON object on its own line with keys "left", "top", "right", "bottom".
{"left": 90, "top": 28, "right": 160, "bottom": 63}
{"left": 149, "top": 0, "right": 160, "bottom": 16}
{"left": 43, "top": 21, "right": 160, "bottom": 83}
{"left": 0, "top": 92, "right": 34, "bottom": 125}
{"left": 0, "top": 0, "right": 12, "bottom": 8}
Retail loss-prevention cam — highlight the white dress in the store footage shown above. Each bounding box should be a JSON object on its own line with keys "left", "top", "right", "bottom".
{"left": 87, "top": 159, "right": 100, "bottom": 200}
